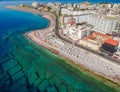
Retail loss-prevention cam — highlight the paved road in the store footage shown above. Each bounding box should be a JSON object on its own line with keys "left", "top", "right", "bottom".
{"left": 54, "top": 14, "right": 120, "bottom": 64}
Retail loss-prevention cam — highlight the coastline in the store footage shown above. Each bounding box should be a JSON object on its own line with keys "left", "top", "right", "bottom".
{"left": 6, "top": 6, "right": 120, "bottom": 91}
{"left": 25, "top": 32, "right": 120, "bottom": 91}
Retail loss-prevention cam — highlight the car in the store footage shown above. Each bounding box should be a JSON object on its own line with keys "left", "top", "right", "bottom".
{"left": 112, "top": 54, "right": 120, "bottom": 60}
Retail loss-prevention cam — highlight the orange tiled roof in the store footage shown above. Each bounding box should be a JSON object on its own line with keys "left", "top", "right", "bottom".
{"left": 87, "top": 35, "right": 95, "bottom": 40}
{"left": 104, "top": 39, "right": 119, "bottom": 46}
{"left": 92, "top": 32, "right": 110, "bottom": 37}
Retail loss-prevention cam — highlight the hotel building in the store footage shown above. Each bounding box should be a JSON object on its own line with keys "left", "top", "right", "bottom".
{"left": 62, "top": 8, "right": 120, "bottom": 34}
{"left": 61, "top": 8, "right": 92, "bottom": 15}
{"left": 87, "top": 15, "right": 119, "bottom": 33}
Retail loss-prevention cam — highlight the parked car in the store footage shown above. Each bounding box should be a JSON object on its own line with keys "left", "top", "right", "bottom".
{"left": 112, "top": 54, "right": 120, "bottom": 61}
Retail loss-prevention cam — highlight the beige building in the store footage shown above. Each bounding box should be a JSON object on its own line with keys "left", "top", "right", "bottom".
{"left": 79, "top": 35, "right": 102, "bottom": 50}
{"left": 78, "top": 32, "right": 113, "bottom": 51}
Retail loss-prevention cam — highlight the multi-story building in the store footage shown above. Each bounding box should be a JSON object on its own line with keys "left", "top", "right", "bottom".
{"left": 47, "top": 3, "right": 60, "bottom": 13}
{"left": 79, "top": 32, "right": 112, "bottom": 51}
{"left": 32, "top": 2, "right": 40, "bottom": 8}
{"left": 88, "top": 15, "right": 119, "bottom": 33}
{"left": 61, "top": 7, "right": 120, "bottom": 34}
{"left": 63, "top": 15, "right": 120, "bottom": 34}
{"left": 101, "top": 39, "right": 119, "bottom": 54}
{"left": 61, "top": 8, "right": 92, "bottom": 15}
{"left": 63, "top": 24, "right": 91, "bottom": 41}
{"left": 69, "top": 27, "right": 89, "bottom": 40}
{"left": 63, "top": 15, "right": 90, "bottom": 24}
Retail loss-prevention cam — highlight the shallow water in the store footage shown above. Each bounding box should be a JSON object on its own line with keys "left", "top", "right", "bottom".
{"left": 0, "top": 1, "right": 120, "bottom": 92}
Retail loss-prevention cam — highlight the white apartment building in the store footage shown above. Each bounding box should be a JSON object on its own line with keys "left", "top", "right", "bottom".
{"left": 63, "top": 24, "right": 91, "bottom": 41}
{"left": 87, "top": 15, "right": 119, "bottom": 33}
{"left": 69, "top": 29, "right": 88, "bottom": 41}
{"left": 63, "top": 15, "right": 119, "bottom": 33}
{"left": 47, "top": 3, "right": 60, "bottom": 12}
{"left": 32, "top": 2, "right": 40, "bottom": 8}
{"left": 77, "top": 29, "right": 88, "bottom": 38}
{"left": 61, "top": 8, "right": 92, "bottom": 15}
{"left": 62, "top": 8, "right": 120, "bottom": 34}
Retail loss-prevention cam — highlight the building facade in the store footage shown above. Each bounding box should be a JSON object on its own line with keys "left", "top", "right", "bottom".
{"left": 62, "top": 11, "right": 119, "bottom": 34}
{"left": 32, "top": 2, "right": 40, "bottom": 8}
{"left": 61, "top": 8, "right": 91, "bottom": 15}
{"left": 88, "top": 15, "right": 119, "bottom": 33}
{"left": 63, "top": 15, "right": 89, "bottom": 24}
{"left": 92, "top": 32, "right": 112, "bottom": 41}
{"left": 79, "top": 38, "right": 101, "bottom": 50}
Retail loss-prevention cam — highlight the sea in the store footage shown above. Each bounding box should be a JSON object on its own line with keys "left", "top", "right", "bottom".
{"left": 0, "top": 1, "right": 120, "bottom": 92}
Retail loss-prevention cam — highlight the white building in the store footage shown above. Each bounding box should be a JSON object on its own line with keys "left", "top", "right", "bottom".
{"left": 61, "top": 8, "right": 92, "bottom": 15}
{"left": 62, "top": 8, "right": 120, "bottom": 34}
{"left": 64, "top": 15, "right": 119, "bottom": 34}
{"left": 32, "top": 2, "right": 40, "bottom": 8}
{"left": 47, "top": 3, "right": 60, "bottom": 12}
{"left": 87, "top": 15, "right": 119, "bottom": 33}
{"left": 76, "top": 26, "right": 89, "bottom": 38}
{"left": 19, "top": 4, "right": 25, "bottom": 7}
{"left": 69, "top": 29, "right": 88, "bottom": 41}
{"left": 63, "top": 24, "right": 91, "bottom": 41}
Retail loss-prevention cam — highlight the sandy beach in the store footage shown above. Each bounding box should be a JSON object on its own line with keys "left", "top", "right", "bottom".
{"left": 6, "top": 6, "right": 120, "bottom": 90}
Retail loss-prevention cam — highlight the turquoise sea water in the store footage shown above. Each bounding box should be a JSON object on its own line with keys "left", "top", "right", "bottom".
{"left": 0, "top": 1, "right": 120, "bottom": 92}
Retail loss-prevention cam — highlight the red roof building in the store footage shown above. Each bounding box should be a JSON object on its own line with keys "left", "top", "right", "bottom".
{"left": 92, "top": 32, "right": 112, "bottom": 41}
{"left": 86, "top": 35, "right": 95, "bottom": 40}
{"left": 104, "top": 39, "right": 119, "bottom": 46}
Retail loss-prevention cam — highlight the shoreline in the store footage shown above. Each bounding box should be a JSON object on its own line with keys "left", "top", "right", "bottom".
{"left": 6, "top": 6, "right": 120, "bottom": 90}
{"left": 25, "top": 32, "right": 120, "bottom": 91}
